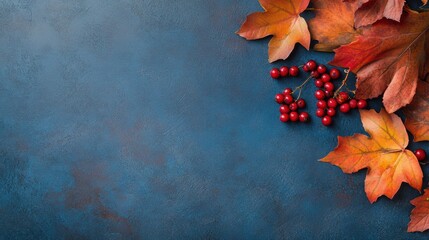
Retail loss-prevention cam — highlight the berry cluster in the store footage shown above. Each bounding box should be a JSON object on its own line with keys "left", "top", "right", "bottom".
{"left": 276, "top": 89, "right": 309, "bottom": 123}
{"left": 271, "top": 60, "right": 368, "bottom": 126}
{"left": 311, "top": 64, "right": 367, "bottom": 126}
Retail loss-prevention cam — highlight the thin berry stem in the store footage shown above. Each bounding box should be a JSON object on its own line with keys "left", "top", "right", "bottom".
{"left": 293, "top": 75, "right": 312, "bottom": 100}
{"left": 334, "top": 69, "right": 351, "bottom": 97}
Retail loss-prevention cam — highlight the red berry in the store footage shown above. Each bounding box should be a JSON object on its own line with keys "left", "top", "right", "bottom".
{"left": 299, "top": 112, "right": 310, "bottom": 122}
{"left": 317, "top": 64, "right": 327, "bottom": 74}
{"left": 316, "top": 108, "right": 326, "bottom": 118}
{"left": 303, "top": 64, "right": 309, "bottom": 72}
{"left": 297, "top": 99, "right": 306, "bottom": 108}
{"left": 315, "top": 79, "right": 324, "bottom": 88}
{"left": 322, "top": 116, "right": 333, "bottom": 126}
{"left": 279, "top": 105, "right": 290, "bottom": 114}
{"left": 275, "top": 94, "right": 285, "bottom": 104}
{"left": 271, "top": 68, "right": 280, "bottom": 79}
{"left": 330, "top": 68, "right": 341, "bottom": 80}
{"left": 327, "top": 98, "right": 338, "bottom": 108}
{"left": 289, "top": 102, "right": 298, "bottom": 111}
{"left": 321, "top": 73, "right": 331, "bottom": 83}
{"left": 414, "top": 149, "right": 427, "bottom": 161}
{"left": 315, "top": 90, "right": 325, "bottom": 100}
{"left": 339, "top": 103, "right": 351, "bottom": 113}
{"left": 327, "top": 108, "right": 336, "bottom": 117}
{"left": 349, "top": 99, "right": 358, "bottom": 109}
{"left": 289, "top": 66, "right": 299, "bottom": 76}
{"left": 306, "top": 60, "right": 317, "bottom": 71}
{"left": 289, "top": 111, "right": 299, "bottom": 122}
{"left": 324, "top": 90, "right": 333, "bottom": 98}
{"left": 283, "top": 88, "right": 293, "bottom": 95}
{"left": 284, "top": 94, "right": 294, "bottom": 104}
{"left": 317, "top": 100, "right": 327, "bottom": 109}
{"left": 280, "top": 66, "right": 289, "bottom": 77}
{"left": 324, "top": 82, "right": 335, "bottom": 92}
{"left": 311, "top": 70, "right": 320, "bottom": 79}
{"left": 337, "top": 92, "right": 349, "bottom": 104}
{"left": 357, "top": 99, "right": 368, "bottom": 109}
{"left": 280, "top": 114, "right": 289, "bottom": 123}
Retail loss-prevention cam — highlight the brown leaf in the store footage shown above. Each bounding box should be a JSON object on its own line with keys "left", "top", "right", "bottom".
{"left": 321, "top": 109, "right": 423, "bottom": 203}
{"left": 404, "top": 79, "right": 429, "bottom": 142}
{"left": 408, "top": 189, "right": 429, "bottom": 232}
{"left": 309, "top": 0, "right": 360, "bottom": 52}
{"left": 236, "top": 0, "right": 310, "bottom": 62}
{"left": 351, "top": 0, "right": 405, "bottom": 28}
{"left": 330, "top": 8, "right": 429, "bottom": 113}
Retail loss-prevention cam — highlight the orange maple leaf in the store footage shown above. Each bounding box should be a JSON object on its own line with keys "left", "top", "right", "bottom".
{"left": 321, "top": 108, "right": 423, "bottom": 203}
{"left": 404, "top": 79, "right": 429, "bottom": 142}
{"left": 330, "top": 8, "right": 429, "bottom": 113}
{"left": 236, "top": 0, "right": 310, "bottom": 62}
{"left": 309, "top": 0, "right": 360, "bottom": 52}
{"left": 408, "top": 188, "right": 429, "bottom": 232}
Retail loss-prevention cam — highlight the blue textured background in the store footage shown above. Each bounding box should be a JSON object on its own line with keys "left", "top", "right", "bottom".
{"left": 0, "top": 0, "right": 428, "bottom": 239}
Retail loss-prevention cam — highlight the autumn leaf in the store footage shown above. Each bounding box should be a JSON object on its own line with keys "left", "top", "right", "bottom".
{"left": 308, "top": 0, "right": 360, "bottom": 52}
{"left": 321, "top": 109, "right": 423, "bottom": 203}
{"left": 408, "top": 189, "right": 429, "bottom": 232}
{"left": 345, "top": 0, "right": 405, "bottom": 28}
{"left": 404, "top": 79, "right": 429, "bottom": 142}
{"left": 330, "top": 8, "right": 429, "bottom": 113}
{"left": 236, "top": 0, "right": 310, "bottom": 62}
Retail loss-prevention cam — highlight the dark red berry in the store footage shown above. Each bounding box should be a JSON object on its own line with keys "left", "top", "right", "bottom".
{"left": 315, "top": 90, "right": 325, "bottom": 100}
{"left": 275, "top": 94, "right": 285, "bottom": 104}
{"left": 271, "top": 68, "right": 280, "bottom": 79}
{"left": 306, "top": 60, "right": 317, "bottom": 71}
{"left": 324, "top": 82, "right": 335, "bottom": 92}
{"left": 289, "top": 112, "right": 299, "bottom": 122}
{"left": 337, "top": 92, "right": 349, "bottom": 104}
{"left": 284, "top": 94, "right": 294, "bottom": 104}
{"left": 315, "top": 79, "right": 324, "bottom": 88}
{"left": 280, "top": 114, "right": 289, "bottom": 123}
{"left": 327, "top": 98, "right": 338, "bottom": 108}
{"left": 357, "top": 99, "right": 368, "bottom": 109}
{"left": 316, "top": 108, "right": 326, "bottom": 118}
{"left": 289, "top": 66, "right": 299, "bottom": 76}
{"left": 330, "top": 68, "right": 341, "bottom": 80}
{"left": 327, "top": 108, "right": 336, "bottom": 117}
{"left": 322, "top": 116, "right": 333, "bottom": 126}
{"left": 324, "top": 90, "right": 334, "bottom": 98}
{"left": 317, "top": 100, "right": 327, "bottom": 109}
{"left": 280, "top": 66, "right": 289, "bottom": 77}
{"left": 321, "top": 73, "right": 331, "bottom": 83}
{"left": 349, "top": 99, "right": 357, "bottom": 109}
{"left": 317, "top": 64, "right": 327, "bottom": 74}
{"left": 339, "top": 103, "right": 351, "bottom": 113}
{"left": 311, "top": 70, "right": 320, "bottom": 79}
{"left": 303, "top": 65, "right": 309, "bottom": 72}
{"left": 299, "top": 112, "right": 310, "bottom": 122}
{"left": 289, "top": 102, "right": 298, "bottom": 111}
{"left": 283, "top": 88, "right": 293, "bottom": 95}
{"left": 297, "top": 99, "right": 306, "bottom": 108}
{"left": 280, "top": 105, "right": 290, "bottom": 114}
{"left": 414, "top": 149, "right": 427, "bottom": 161}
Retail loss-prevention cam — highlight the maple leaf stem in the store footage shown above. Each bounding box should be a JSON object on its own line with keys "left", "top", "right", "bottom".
{"left": 334, "top": 69, "right": 351, "bottom": 97}
{"left": 305, "top": 8, "right": 316, "bottom": 11}
{"left": 293, "top": 75, "right": 313, "bottom": 100}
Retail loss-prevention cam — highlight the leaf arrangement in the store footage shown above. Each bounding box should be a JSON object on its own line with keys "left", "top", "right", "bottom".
{"left": 237, "top": 0, "right": 429, "bottom": 233}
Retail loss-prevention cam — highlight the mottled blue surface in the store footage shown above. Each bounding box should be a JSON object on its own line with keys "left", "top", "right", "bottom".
{"left": 0, "top": 0, "right": 428, "bottom": 239}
